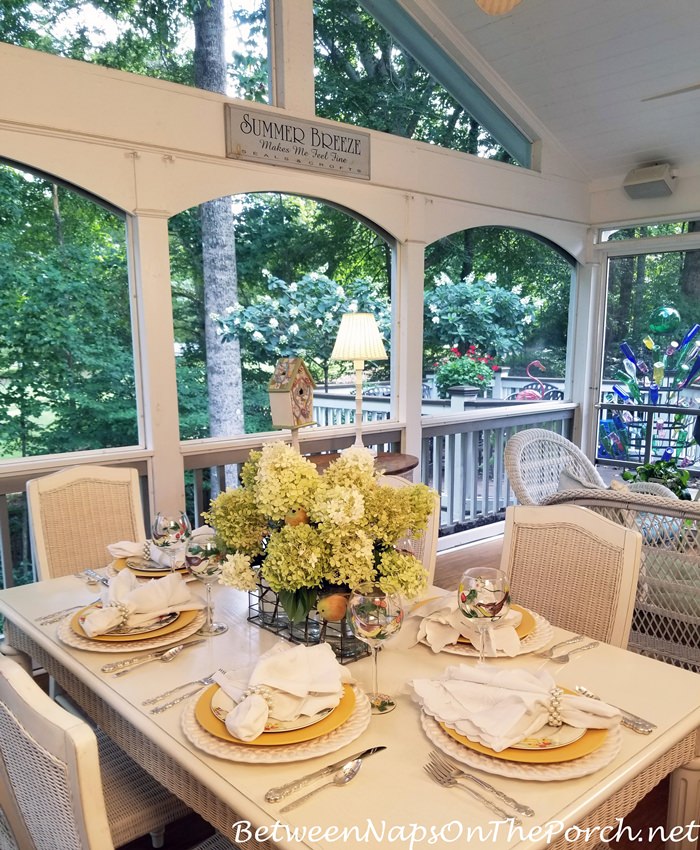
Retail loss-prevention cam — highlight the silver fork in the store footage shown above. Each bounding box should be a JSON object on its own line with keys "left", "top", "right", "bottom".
{"left": 142, "top": 671, "right": 217, "bottom": 706}
{"left": 534, "top": 634, "right": 584, "bottom": 659}
{"left": 36, "top": 604, "right": 89, "bottom": 625}
{"left": 423, "top": 761, "right": 522, "bottom": 826}
{"left": 148, "top": 669, "right": 222, "bottom": 714}
{"left": 428, "top": 751, "right": 534, "bottom": 817}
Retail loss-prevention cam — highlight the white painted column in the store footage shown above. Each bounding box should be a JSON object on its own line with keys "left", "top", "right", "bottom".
{"left": 393, "top": 237, "right": 426, "bottom": 470}
{"left": 268, "top": 0, "right": 315, "bottom": 115}
{"left": 128, "top": 213, "right": 186, "bottom": 517}
{"left": 568, "top": 254, "right": 605, "bottom": 457}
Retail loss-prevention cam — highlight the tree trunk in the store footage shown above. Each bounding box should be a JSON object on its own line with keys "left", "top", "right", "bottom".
{"left": 194, "top": 0, "right": 244, "bottom": 493}
{"left": 52, "top": 184, "right": 64, "bottom": 246}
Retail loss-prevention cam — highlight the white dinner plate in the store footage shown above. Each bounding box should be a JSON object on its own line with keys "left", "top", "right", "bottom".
{"left": 211, "top": 689, "right": 334, "bottom": 733}
{"left": 104, "top": 611, "right": 179, "bottom": 636}
{"left": 511, "top": 723, "right": 585, "bottom": 750}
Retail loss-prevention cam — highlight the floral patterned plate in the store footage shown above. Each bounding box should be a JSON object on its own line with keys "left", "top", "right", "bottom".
{"left": 511, "top": 723, "right": 585, "bottom": 750}
{"left": 196, "top": 683, "right": 355, "bottom": 746}
{"left": 211, "top": 689, "right": 334, "bottom": 733}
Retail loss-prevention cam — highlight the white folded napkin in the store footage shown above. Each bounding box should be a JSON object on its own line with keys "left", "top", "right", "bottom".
{"left": 390, "top": 590, "right": 522, "bottom": 656}
{"left": 107, "top": 524, "right": 213, "bottom": 569}
{"left": 213, "top": 643, "right": 353, "bottom": 742}
{"left": 81, "top": 568, "right": 204, "bottom": 637}
{"left": 411, "top": 664, "right": 621, "bottom": 752}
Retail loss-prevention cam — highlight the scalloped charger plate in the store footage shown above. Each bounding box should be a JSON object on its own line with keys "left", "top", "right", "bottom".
{"left": 71, "top": 605, "right": 198, "bottom": 642}
{"left": 195, "top": 682, "right": 355, "bottom": 746}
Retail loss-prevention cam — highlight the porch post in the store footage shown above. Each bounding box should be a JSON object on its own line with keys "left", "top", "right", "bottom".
{"left": 268, "top": 0, "right": 315, "bottom": 115}
{"left": 568, "top": 257, "right": 604, "bottom": 457}
{"left": 393, "top": 239, "right": 426, "bottom": 473}
{"left": 128, "top": 213, "right": 186, "bottom": 518}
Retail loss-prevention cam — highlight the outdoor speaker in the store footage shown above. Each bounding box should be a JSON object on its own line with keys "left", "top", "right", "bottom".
{"left": 623, "top": 163, "right": 675, "bottom": 199}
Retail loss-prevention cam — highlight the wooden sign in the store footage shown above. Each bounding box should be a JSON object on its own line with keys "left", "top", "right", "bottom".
{"left": 225, "top": 105, "right": 370, "bottom": 180}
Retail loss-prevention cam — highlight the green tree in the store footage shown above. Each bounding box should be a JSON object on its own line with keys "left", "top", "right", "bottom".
{"left": 0, "top": 165, "right": 136, "bottom": 458}
{"left": 312, "top": 0, "right": 511, "bottom": 160}
{"left": 217, "top": 272, "right": 390, "bottom": 390}
{"left": 232, "top": 194, "right": 390, "bottom": 295}
{"left": 425, "top": 227, "right": 573, "bottom": 372}
{"left": 423, "top": 275, "right": 532, "bottom": 364}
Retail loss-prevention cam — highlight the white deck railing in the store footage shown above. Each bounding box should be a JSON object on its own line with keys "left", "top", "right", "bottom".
{"left": 0, "top": 402, "right": 576, "bottom": 590}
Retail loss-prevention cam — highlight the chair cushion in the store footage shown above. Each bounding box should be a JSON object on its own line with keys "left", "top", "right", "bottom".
{"left": 558, "top": 467, "right": 607, "bottom": 492}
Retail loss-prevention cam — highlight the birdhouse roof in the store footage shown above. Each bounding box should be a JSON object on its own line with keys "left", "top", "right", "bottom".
{"left": 268, "top": 357, "right": 316, "bottom": 392}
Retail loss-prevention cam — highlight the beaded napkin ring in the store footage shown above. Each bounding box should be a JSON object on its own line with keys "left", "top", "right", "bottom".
{"left": 107, "top": 602, "right": 130, "bottom": 629}
{"left": 548, "top": 687, "right": 564, "bottom": 727}
{"left": 242, "top": 685, "right": 274, "bottom": 710}
{"left": 143, "top": 541, "right": 152, "bottom": 561}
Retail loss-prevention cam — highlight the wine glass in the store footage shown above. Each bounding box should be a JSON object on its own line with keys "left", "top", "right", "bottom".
{"left": 151, "top": 511, "right": 192, "bottom": 570}
{"left": 184, "top": 531, "right": 228, "bottom": 636}
{"left": 458, "top": 567, "right": 511, "bottom": 663}
{"left": 347, "top": 582, "right": 403, "bottom": 714}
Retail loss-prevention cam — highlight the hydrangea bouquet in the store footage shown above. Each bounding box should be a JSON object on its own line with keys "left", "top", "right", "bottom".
{"left": 205, "top": 443, "right": 435, "bottom": 622}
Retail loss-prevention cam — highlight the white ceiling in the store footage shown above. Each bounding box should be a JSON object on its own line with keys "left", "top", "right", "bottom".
{"left": 401, "top": 0, "right": 700, "bottom": 182}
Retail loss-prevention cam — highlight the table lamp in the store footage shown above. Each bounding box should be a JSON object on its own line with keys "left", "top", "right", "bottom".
{"left": 330, "top": 312, "right": 388, "bottom": 447}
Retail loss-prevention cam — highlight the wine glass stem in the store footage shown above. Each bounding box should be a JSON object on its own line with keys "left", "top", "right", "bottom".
{"left": 372, "top": 645, "right": 379, "bottom": 696}
{"left": 205, "top": 583, "right": 213, "bottom": 631}
{"left": 478, "top": 623, "right": 487, "bottom": 664}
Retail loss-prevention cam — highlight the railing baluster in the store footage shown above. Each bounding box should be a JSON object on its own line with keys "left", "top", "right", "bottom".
{"left": 0, "top": 494, "right": 14, "bottom": 590}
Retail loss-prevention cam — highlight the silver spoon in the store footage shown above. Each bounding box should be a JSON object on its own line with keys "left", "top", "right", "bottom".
{"left": 548, "top": 641, "right": 599, "bottom": 664}
{"left": 279, "top": 759, "right": 362, "bottom": 813}
{"left": 111, "top": 640, "right": 206, "bottom": 676}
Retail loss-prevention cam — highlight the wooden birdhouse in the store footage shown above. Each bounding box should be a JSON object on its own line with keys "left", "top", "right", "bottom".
{"left": 268, "top": 358, "right": 316, "bottom": 431}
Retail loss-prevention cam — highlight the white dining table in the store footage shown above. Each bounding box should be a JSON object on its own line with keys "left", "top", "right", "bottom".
{"left": 2, "top": 575, "right": 700, "bottom": 850}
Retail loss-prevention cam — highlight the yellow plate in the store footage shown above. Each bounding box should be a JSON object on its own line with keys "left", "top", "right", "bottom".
{"left": 438, "top": 685, "right": 608, "bottom": 764}
{"left": 194, "top": 683, "right": 356, "bottom": 746}
{"left": 457, "top": 604, "right": 535, "bottom": 645}
{"left": 439, "top": 723, "right": 608, "bottom": 764}
{"left": 113, "top": 557, "right": 189, "bottom": 578}
{"left": 71, "top": 605, "right": 198, "bottom": 642}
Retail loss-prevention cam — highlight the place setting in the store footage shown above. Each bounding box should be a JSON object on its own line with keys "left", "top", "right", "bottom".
{"left": 411, "top": 663, "right": 624, "bottom": 782}
{"left": 180, "top": 642, "right": 372, "bottom": 764}
{"left": 55, "top": 564, "right": 206, "bottom": 653}
{"left": 395, "top": 567, "right": 553, "bottom": 659}
{"left": 106, "top": 511, "right": 194, "bottom": 579}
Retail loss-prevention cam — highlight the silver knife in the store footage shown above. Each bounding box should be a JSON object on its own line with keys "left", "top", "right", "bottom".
{"left": 100, "top": 639, "right": 206, "bottom": 674}
{"left": 574, "top": 685, "right": 657, "bottom": 734}
{"left": 264, "top": 746, "right": 386, "bottom": 802}
{"left": 83, "top": 568, "right": 110, "bottom": 586}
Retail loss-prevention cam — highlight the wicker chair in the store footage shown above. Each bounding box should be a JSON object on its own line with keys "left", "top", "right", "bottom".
{"left": 544, "top": 488, "right": 700, "bottom": 672}
{"left": 504, "top": 429, "right": 606, "bottom": 505}
{"left": 377, "top": 476, "right": 441, "bottom": 585}
{"left": 500, "top": 504, "right": 642, "bottom": 647}
{"left": 503, "top": 428, "right": 677, "bottom": 504}
{"left": 27, "top": 464, "right": 147, "bottom": 581}
{"left": 0, "top": 655, "right": 237, "bottom": 850}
